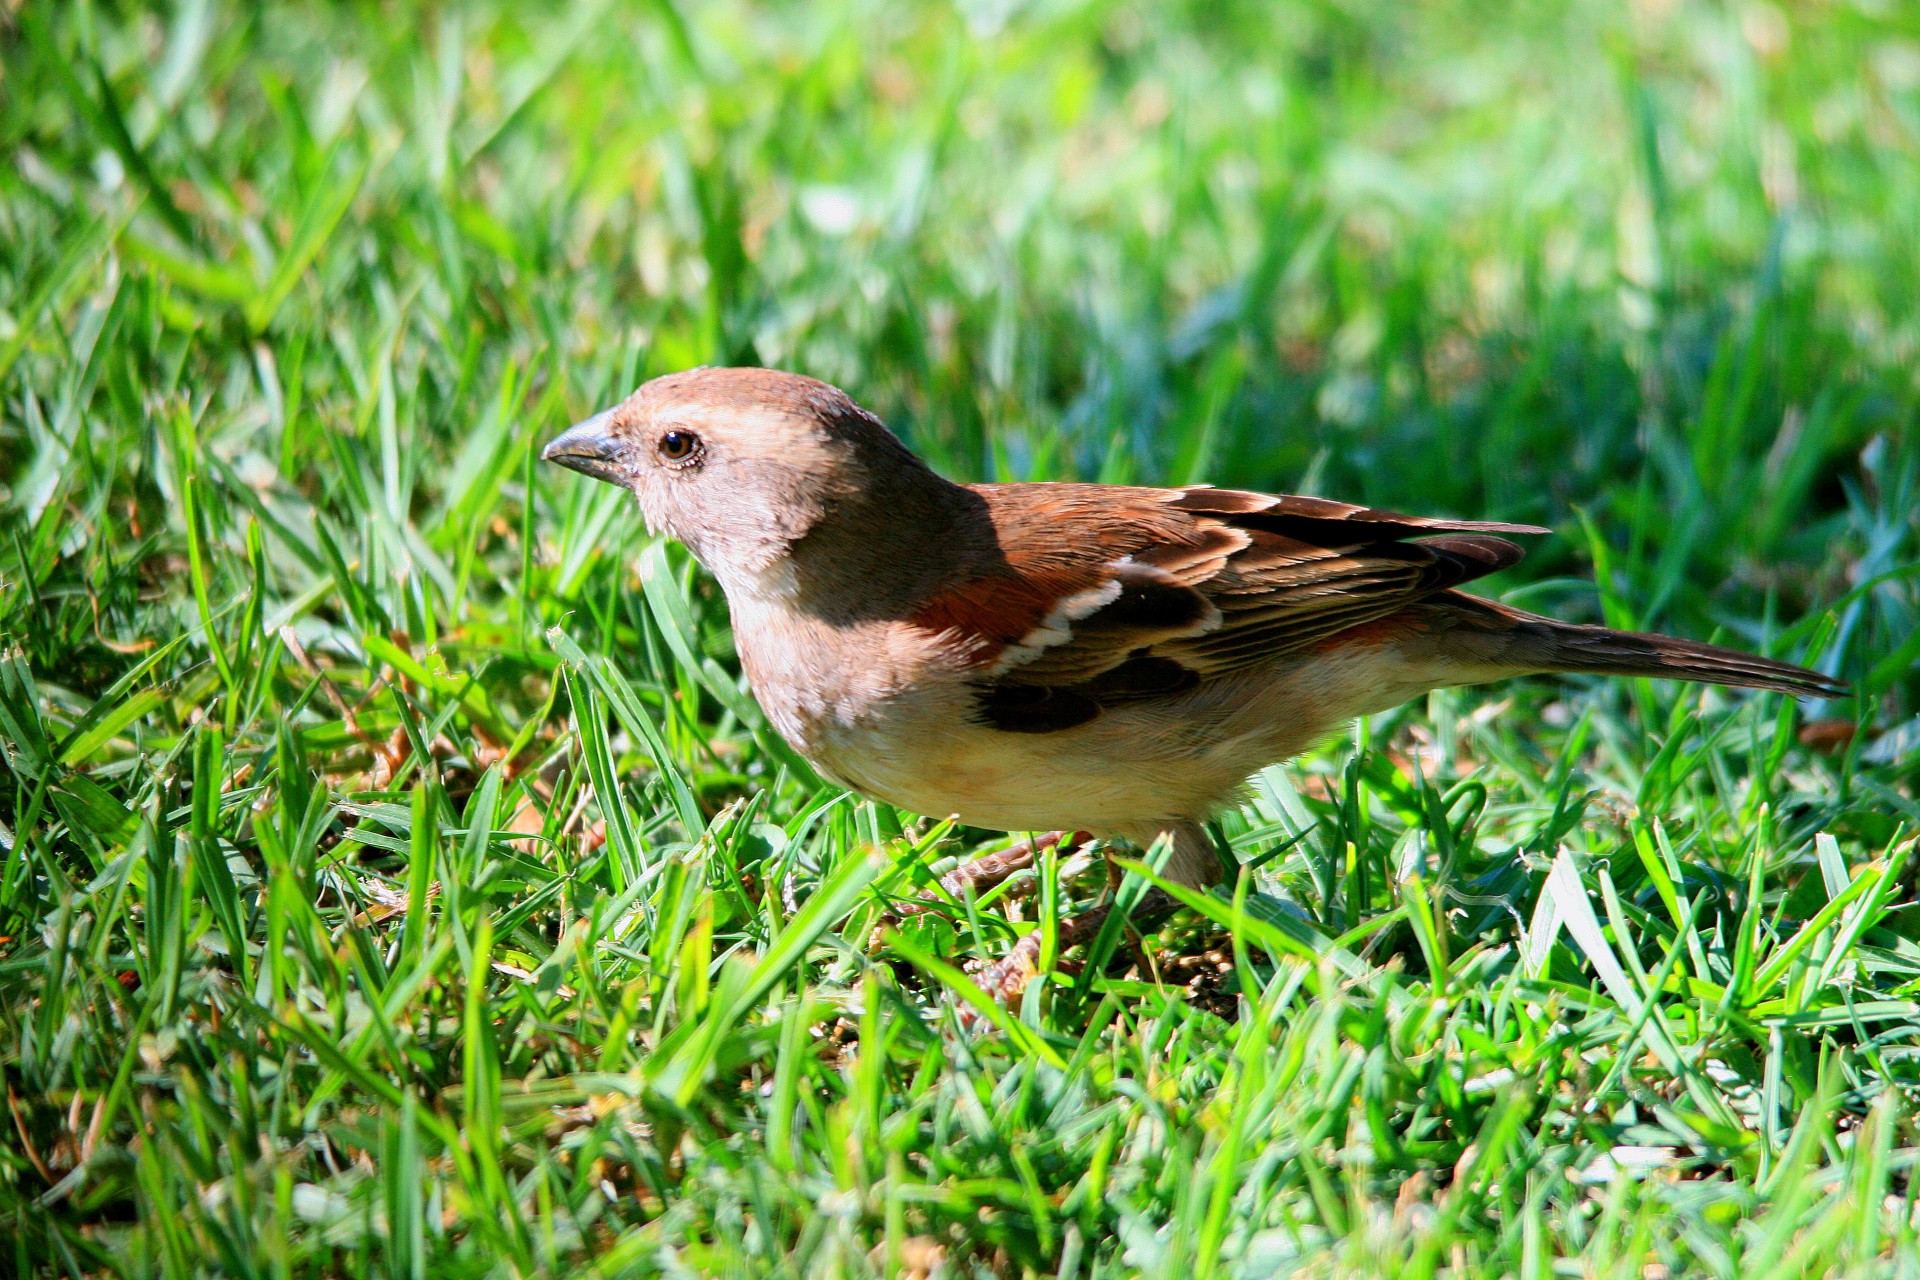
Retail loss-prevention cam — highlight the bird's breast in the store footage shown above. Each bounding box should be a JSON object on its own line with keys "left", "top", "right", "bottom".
{"left": 728, "top": 599, "right": 974, "bottom": 781}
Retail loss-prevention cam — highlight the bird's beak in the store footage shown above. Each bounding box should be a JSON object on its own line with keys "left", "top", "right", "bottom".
{"left": 541, "top": 409, "right": 628, "bottom": 486}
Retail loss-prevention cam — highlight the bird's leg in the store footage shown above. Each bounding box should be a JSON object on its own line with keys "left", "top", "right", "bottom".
{"left": 979, "top": 822, "right": 1222, "bottom": 1003}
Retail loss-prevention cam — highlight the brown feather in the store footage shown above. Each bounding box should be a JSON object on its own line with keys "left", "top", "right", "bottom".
{"left": 907, "top": 479, "right": 1838, "bottom": 734}
{"left": 926, "top": 483, "right": 1546, "bottom": 731}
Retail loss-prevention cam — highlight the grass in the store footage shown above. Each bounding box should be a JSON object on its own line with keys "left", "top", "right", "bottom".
{"left": 3, "top": 0, "right": 1920, "bottom": 1275}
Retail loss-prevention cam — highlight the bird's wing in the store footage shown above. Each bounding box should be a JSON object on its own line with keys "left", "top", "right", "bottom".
{"left": 910, "top": 483, "right": 1547, "bottom": 733}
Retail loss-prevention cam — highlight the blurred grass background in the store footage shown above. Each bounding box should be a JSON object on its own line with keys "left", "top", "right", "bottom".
{"left": 3, "top": 1, "right": 1919, "bottom": 1276}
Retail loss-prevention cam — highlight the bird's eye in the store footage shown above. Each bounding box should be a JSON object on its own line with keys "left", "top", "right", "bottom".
{"left": 659, "top": 430, "right": 700, "bottom": 464}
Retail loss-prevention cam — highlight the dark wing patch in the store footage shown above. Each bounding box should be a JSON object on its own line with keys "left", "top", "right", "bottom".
{"left": 1085, "top": 654, "right": 1200, "bottom": 698}
{"left": 978, "top": 654, "right": 1198, "bottom": 732}
{"left": 976, "top": 682, "right": 1102, "bottom": 734}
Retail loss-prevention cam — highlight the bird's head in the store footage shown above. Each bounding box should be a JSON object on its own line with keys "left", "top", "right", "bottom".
{"left": 542, "top": 367, "right": 954, "bottom": 602}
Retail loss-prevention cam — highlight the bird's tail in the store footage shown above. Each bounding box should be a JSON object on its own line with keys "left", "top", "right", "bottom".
{"left": 1427, "top": 594, "right": 1848, "bottom": 698}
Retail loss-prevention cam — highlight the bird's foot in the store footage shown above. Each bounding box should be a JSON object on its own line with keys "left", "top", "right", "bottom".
{"left": 870, "top": 830, "right": 1088, "bottom": 947}
{"left": 972, "top": 887, "right": 1182, "bottom": 1010}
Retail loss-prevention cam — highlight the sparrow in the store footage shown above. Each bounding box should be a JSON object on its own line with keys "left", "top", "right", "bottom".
{"left": 544, "top": 367, "right": 1847, "bottom": 995}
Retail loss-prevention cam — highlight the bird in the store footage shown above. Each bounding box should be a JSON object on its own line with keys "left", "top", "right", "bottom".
{"left": 543, "top": 366, "right": 1847, "bottom": 997}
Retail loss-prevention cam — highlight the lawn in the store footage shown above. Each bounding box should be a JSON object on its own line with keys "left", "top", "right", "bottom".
{"left": 3, "top": 1, "right": 1920, "bottom": 1275}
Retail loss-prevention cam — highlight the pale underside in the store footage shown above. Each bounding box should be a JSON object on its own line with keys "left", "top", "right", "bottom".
{"left": 733, "top": 597, "right": 1498, "bottom": 843}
